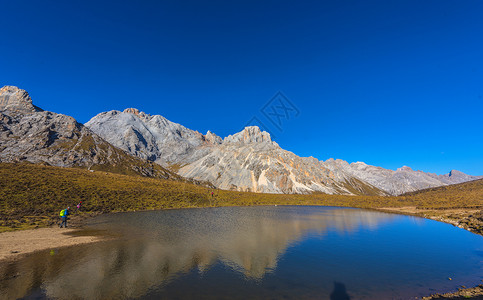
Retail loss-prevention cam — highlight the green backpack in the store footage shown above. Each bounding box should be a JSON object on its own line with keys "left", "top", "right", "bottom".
{"left": 59, "top": 209, "right": 66, "bottom": 217}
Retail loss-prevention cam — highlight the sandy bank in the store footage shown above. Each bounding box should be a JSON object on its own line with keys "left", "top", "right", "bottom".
{"left": 0, "top": 227, "right": 103, "bottom": 262}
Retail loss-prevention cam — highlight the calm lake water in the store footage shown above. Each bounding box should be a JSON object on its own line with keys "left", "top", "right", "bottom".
{"left": 1, "top": 206, "right": 482, "bottom": 299}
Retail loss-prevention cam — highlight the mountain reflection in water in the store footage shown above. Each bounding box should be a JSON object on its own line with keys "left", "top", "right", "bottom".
{"left": 1, "top": 207, "right": 394, "bottom": 299}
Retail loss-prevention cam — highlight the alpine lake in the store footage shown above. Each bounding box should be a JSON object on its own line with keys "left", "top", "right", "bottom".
{"left": 1, "top": 206, "right": 482, "bottom": 299}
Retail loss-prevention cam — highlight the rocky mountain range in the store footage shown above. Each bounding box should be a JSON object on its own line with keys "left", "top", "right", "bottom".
{"left": 1, "top": 85, "right": 481, "bottom": 196}
{"left": 323, "top": 160, "right": 479, "bottom": 196}
{"left": 85, "top": 104, "right": 482, "bottom": 196}
{"left": 0, "top": 86, "right": 179, "bottom": 180}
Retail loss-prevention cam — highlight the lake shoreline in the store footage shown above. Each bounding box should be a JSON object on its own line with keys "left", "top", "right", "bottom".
{"left": 372, "top": 206, "right": 483, "bottom": 236}
{"left": 1, "top": 205, "right": 482, "bottom": 299}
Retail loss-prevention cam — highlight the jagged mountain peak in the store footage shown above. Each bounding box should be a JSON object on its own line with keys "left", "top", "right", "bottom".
{"left": 123, "top": 108, "right": 151, "bottom": 119}
{"left": 328, "top": 158, "right": 348, "bottom": 164}
{"left": 223, "top": 126, "right": 273, "bottom": 144}
{"left": 205, "top": 130, "right": 222, "bottom": 144}
{"left": 0, "top": 85, "right": 42, "bottom": 113}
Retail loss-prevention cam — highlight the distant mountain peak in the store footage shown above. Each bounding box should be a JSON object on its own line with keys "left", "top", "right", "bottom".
{"left": 0, "top": 85, "right": 42, "bottom": 113}
{"left": 397, "top": 166, "right": 413, "bottom": 172}
{"left": 448, "top": 169, "right": 464, "bottom": 177}
{"left": 435, "top": 169, "right": 483, "bottom": 185}
{"left": 223, "top": 126, "right": 272, "bottom": 144}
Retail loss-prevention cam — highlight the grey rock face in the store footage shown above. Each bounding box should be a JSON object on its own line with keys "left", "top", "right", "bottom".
{"left": 0, "top": 87, "right": 175, "bottom": 179}
{"left": 205, "top": 130, "right": 222, "bottom": 145}
{"left": 86, "top": 109, "right": 218, "bottom": 166}
{"left": 178, "top": 141, "right": 384, "bottom": 194}
{"left": 223, "top": 126, "right": 273, "bottom": 144}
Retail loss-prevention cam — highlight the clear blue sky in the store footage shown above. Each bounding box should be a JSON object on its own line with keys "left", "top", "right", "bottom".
{"left": 1, "top": 0, "right": 482, "bottom": 175}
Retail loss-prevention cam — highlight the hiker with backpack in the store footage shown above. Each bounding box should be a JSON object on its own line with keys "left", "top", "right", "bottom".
{"left": 59, "top": 207, "right": 70, "bottom": 228}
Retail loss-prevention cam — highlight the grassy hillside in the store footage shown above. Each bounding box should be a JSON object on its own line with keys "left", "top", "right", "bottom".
{"left": 385, "top": 179, "right": 483, "bottom": 234}
{"left": 0, "top": 163, "right": 482, "bottom": 232}
{"left": 400, "top": 178, "right": 483, "bottom": 208}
